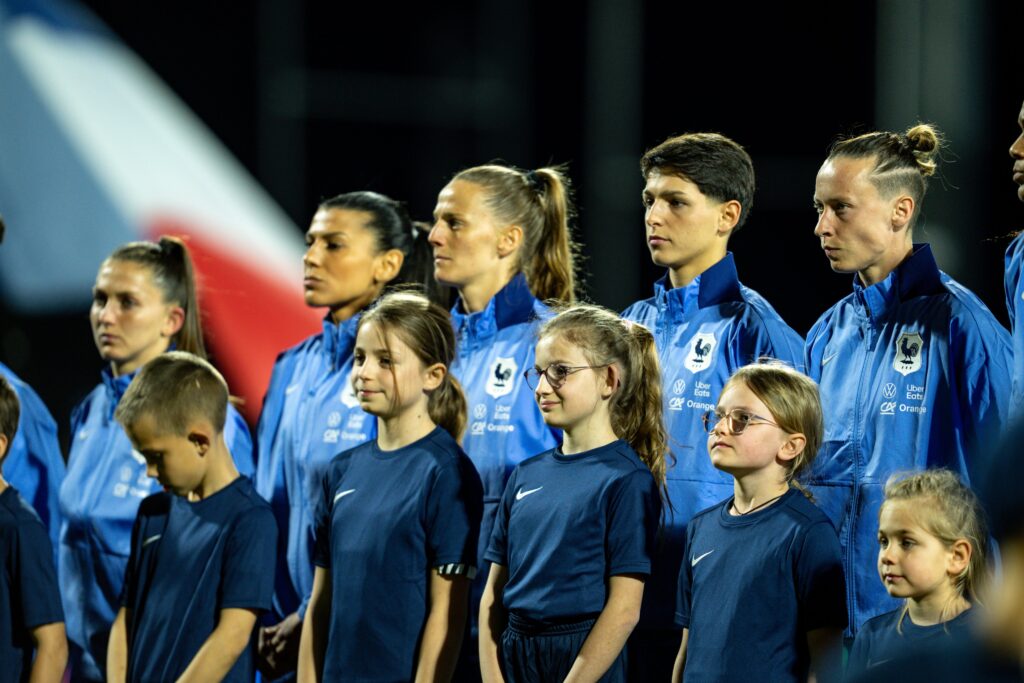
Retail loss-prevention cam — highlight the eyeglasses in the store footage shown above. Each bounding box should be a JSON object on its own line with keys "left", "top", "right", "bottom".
{"left": 523, "top": 363, "right": 610, "bottom": 390}
{"left": 702, "top": 408, "right": 780, "bottom": 435}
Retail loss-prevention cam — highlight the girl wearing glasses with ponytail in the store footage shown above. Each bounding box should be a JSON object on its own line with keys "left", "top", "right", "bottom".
{"left": 479, "top": 305, "right": 663, "bottom": 682}
{"left": 673, "top": 361, "right": 846, "bottom": 683}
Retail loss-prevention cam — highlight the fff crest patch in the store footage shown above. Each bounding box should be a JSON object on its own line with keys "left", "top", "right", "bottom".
{"left": 684, "top": 333, "right": 718, "bottom": 373}
{"left": 486, "top": 357, "right": 518, "bottom": 398}
{"left": 893, "top": 331, "right": 924, "bottom": 376}
{"left": 339, "top": 369, "right": 360, "bottom": 408}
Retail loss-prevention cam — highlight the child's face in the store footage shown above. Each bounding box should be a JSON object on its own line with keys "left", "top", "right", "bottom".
{"left": 532, "top": 333, "right": 613, "bottom": 435}
{"left": 353, "top": 321, "right": 439, "bottom": 419}
{"left": 126, "top": 412, "right": 207, "bottom": 497}
{"left": 707, "top": 381, "right": 792, "bottom": 477}
{"left": 877, "top": 500, "right": 960, "bottom": 603}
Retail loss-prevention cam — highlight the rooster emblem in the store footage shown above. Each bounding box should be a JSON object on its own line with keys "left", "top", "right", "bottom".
{"left": 684, "top": 333, "right": 718, "bottom": 373}
{"left": 486, "top": 357, "right": 519, "bottom": 398}
{"left": 893, "top": 332, "right": 924, "bottom": 376}
{"left": 494, "top": 362, "right": 513, "bottom": 387}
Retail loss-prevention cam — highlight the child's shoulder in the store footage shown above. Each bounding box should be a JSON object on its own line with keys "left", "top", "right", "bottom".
{"left": 0, "top": 486, "right": 47, "bottom": 534}
{"left": 781, "top": 490, "right": 836, "bottom": 528}
{"left": 859, "top": 608, "right": 904, "bottom": 636}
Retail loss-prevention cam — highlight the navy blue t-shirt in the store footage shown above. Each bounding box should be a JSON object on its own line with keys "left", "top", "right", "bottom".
{"left": 848, "top": 607, "right": 973, "bottom": 675}
{"left": 312, "top": 426, "right": 483, "bottom": 682}
{"left": 676, "top": 488, "right": 847, "bottom": 682}
{"left": 485, "top": 440, "right": 661, "bottom": 623}
{"left": 0, "top": 486, "right": 63, "bottom": 683}
{"left": 121, "top": 476, "right": 276, "bottom": 683}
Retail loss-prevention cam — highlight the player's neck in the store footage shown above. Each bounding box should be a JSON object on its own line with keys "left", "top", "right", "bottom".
{"left": 458, "top": 269, "right": 515, "bottom": 314}
{"left": 377, "top": 404, "right": 436, "bottom": 451}
{"left": 730, "top": 470, "right": 789, "bottom": 515}
{"left": 191, "top": 443, "right": 240, "bottom": 500}
{"left": 908, "top": 588, "right": 969, "bottom": 626}
{"left": 667, "top": 249, "right": 726, "bottom": 290}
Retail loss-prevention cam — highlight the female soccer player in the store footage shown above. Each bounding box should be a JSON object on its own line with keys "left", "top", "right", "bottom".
{"left": 59, "top": 237, "right": 253, "bottom": 682}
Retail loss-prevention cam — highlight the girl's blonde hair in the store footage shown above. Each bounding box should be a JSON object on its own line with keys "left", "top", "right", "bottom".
{"left": 538, "top": 304, "right": 668, "bottom": 490}
{"left": 452, "top": 164, "right": 578, "bottom": 303}
{"left": 722, "top": 361, "right": 823, "bottom": 493}
{"left": 882, "top": 469, "right": 988, "bottom": 627}
{"left": 357, "top": 291, "right": 467, "bottom": 440}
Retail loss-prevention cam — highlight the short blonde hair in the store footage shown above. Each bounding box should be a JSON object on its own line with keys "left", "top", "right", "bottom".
{"left": 115, "top": 351, "right": 228, "bottom": 435}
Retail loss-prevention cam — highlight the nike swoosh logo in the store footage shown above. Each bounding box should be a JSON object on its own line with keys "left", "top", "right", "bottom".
{"left": 334, "top": 488, "right": 356, "bottom": 502}
{"left": 516, "top": 486, "right": 543, "bottom": 501}
{"left": 143, "top": 534, "right": 162, "bottom": 547}
{"left": 822, "top": 353, "right": 839, "bottom": 366}
{"left": 286, "top": 383, "right": 301, "bottom": 395}
{"left": 691, "top": 550, "right": 714, "bottom": 567}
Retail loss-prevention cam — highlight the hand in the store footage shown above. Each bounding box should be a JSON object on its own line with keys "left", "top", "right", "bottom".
{"left": 257, "top": 612, "right": 303, "bottom": 678}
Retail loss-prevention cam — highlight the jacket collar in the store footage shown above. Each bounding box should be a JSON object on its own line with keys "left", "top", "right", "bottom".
{"left": 854, "top": 243, "right": 944, "bottom": 321}
{"left": 450, "top": 273, "right": 537, "bottom": 343}
{"left": 652, "top": 253, "right": 743, "bottom": 321}
{"left": 101, "top": 366, "right": 138, "bottom": 420}
{"left": 321, "top": 312, "right": 360, "bottom": 369}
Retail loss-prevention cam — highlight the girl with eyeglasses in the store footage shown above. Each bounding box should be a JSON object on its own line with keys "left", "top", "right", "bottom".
{"left": 479, "top": 305, "right": 663, "bottom": 682}
{"left": 673, "top": 361, "right": 846, "bottom": 683}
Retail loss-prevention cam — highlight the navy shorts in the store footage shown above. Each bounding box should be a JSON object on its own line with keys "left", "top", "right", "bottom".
{"left": 500, "top": 613, "right": 627, "bottom": 683}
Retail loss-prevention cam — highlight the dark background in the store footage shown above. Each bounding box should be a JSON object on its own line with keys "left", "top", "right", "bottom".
{"left": 3, "top": 0, "right": 1024, "bottom": 449}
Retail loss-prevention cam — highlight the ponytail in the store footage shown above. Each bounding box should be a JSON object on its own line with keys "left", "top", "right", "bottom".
{"left": 453, "top": 164, "right": 579, "bottom": 303}
{"left": 613, "top": 321, "right": 669, "bottom": 489}
{"left": 358, "top": 291, "right": 466, "bottom": 440}
{"left": 539, "top": 305, "right": 669, "bottom": 491}
{"left": 108, "top": 235, "right": 207, "bottom": 359}
{"left": 428, "top": 372, "right": 467, "bottom": 441}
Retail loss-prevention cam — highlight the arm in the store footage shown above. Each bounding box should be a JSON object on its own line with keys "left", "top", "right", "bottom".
{"left": 562, "top": 574, "right": 644, "bottom": 683}
{"left": 671, "top": 628, "right": 689, "bottom": 683}
{"left": 414, "top": 571, "right": 470, "bottom": 683}
{"left": 107, "top": 608, "right": 129, "bottom": 683}
{"left": 806, "top": 627, "right": 843, "bottom": 683}
{"left": 479, "top": 563, "right": 509, "bottom": 683}
{"left": 29, "top": 621, "right": 67, "bottom": 683}
{"left": 297, "top": 567, "right": 332, "bottom": 683}
{"left": 174, "top": 608, "right": 258, "bottom": 683}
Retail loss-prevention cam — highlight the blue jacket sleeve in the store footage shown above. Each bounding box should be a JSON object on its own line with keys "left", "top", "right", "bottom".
{"left": 0, "top": 368, "right": 65, "bottom": 550}
{"left": 224, "top": 404, "right": 254, "bottom": 477}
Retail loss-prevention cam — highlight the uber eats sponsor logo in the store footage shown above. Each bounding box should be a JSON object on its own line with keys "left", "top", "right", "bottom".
{"left": 469, "top": 402, "right": 517, "bottom": 436}
{"left": 878, "top": 381, "right": 928, "bottom": 416}
{"left": 667, "top": 377, "right": 714, "bottom": 412}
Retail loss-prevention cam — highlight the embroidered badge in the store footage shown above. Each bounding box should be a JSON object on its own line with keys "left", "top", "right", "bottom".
{"left": 893, "top": 331, "right": 924, "bottom": 376}
{"left": 684, "top": 333, "right": 717, "bottom": 373}
{"left": 486, "top": 357, "right": 518, "bottom": 398}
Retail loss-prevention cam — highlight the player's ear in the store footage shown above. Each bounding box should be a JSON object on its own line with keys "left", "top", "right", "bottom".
{"left": 187, "top": 425, "right": 212, "bottom": 456}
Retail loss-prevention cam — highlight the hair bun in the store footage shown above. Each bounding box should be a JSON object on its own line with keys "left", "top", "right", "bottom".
{"left": 904, "top": 124, "right": 940, "bottom": 177}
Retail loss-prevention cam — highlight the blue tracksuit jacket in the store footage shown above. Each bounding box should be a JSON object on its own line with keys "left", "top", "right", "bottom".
{"left": 804, "top": 243, "right": 1011, "bottom": 633}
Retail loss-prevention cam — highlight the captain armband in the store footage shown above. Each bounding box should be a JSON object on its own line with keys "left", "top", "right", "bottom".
{"left": 435, "top": 563, "right": 477, "bottom": 579}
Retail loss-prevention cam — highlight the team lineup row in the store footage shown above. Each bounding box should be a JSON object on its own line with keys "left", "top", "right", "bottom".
{"left": 3, "top": 103, "right": 1024, "bottom": 683}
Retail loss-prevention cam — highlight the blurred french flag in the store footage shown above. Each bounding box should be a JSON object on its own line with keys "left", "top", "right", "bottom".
{"left": 0, "top": 0, "right": 321, "bottom": 420}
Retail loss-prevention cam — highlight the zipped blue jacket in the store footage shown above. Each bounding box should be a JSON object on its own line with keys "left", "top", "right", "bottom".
{"left": 255, "top": 314, "right": 374, "bottom": 623}
{"left": 449, "top": 273, "right": 559, "bottom": 633}
{"left": 622, "top": 253, "right": 804, "bottom": 629}
{"left": 59, "top": 366, "right": 254, "bottom": 682}
{"left": 1004, "top": 232, "right": 1024, "bottom": 423}
{"left": 804, "top": 243, "right": 1012, "bottom": 633}
{"left": 0, "top": 362, "right": 64, "bottom": 549}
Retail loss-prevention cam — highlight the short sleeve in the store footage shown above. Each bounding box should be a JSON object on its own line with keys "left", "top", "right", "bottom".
{"left": 483, "top": 468, "right": 517, "bottom": 566}
{"left": 605, "top": 468, "right": 660, "bottom": 576}
{"left": 220, "top": 504, "right": 277, "bottom": 611}
{"left": 794, "top": 520, "right": 848, "bottom": 632}
{"left": 675, "top": 522, "right": 694, "bottom": 628}
{"left": 425, "top": 456, "right": 483, "bottom": 570}
{"left": 312, "top": 466, "right": 334, "bottom": 569}
{"left": 847, "top": 627, "right": 871, "bottom": 676}
{"left": 14, "top": 515, "right": 63, "bottom": 629}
